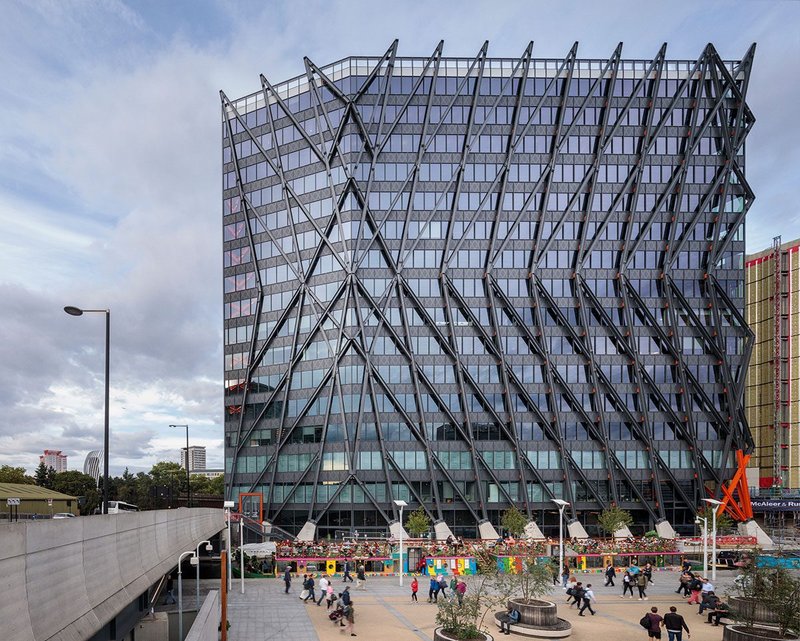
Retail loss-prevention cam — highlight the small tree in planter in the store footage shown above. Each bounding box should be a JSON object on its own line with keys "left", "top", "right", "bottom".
{"left": 406, "top": 506, "right": 432, "bottom": 538}
{"left": 500, "top": 507, "right": 527, "bottom": 538}
{"left": 726, "top": 549, "right": 800, "bottom": 640}
{"left": 497, "top": 553, "right": 569, "bottom": 633}
{"left": 597, "top": 506, "right": 633, "bottom": 538}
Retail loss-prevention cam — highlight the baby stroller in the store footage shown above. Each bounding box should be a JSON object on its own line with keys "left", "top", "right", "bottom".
{"left": 329, "top": 604, "right": 345, "bottom": 625}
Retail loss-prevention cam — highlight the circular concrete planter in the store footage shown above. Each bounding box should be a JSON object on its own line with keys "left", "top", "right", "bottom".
{"left": 723, "top": 624, "right": 798, "bottom": 641}
{"left": 728, "top": 597, "right": 780, "bottom": 626}
{"left": 433, "top": 625, "right": 493, "bottom": 641}
{"left": 509, "top": 599, "right": 558, "bottom": 627}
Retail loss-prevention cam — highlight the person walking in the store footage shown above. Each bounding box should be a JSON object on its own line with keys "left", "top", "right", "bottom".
{"left": 621, "top": 571, "right": 635, "bottom": 598}
{"left": 342, "top": 601, "right": 356, "bottom": 636}
{"left": 341, "top": 586, "right": 351, "bottom": 607}
{"left": 604, "top": 563, "right": 616, "bottom": 587}
{"left": 163, "top": 577, "right": 176, "bottom": 605}
{"left": 578, "top": 584, "right": 596, "bottom": 616}
{"left": 456, "top": 579, "right": 467, "bottom": 606}
{"left": 644, "top": 606, "right": 663, "bottom": 640}
{"left": 356, "top": 564, "right": 366, "bottom": 590}
{"left": 439, "top": 575, "right": 449, "bottom": 600}
{"left": 428, "top": 576, "right": 439, "bottom": 603}
{"left": 561, "top": 564, "right": 571, "bottom": 589}
{"left": 662, "top": 606, "right": 690, "bottom": 641}
{"left": 303, "top": 574, "right": 316, "bottom": 603}
{"left": 343, "top": 559, "right": 354, "bottom": 583}
{"left": 317, "top": 575, "right": 329, "bottom": 606}
{"left": 644, "top": 563, "right": 654, "bottom": 585}
{"left": 636, "top": 571, "right": 648, "bottom": 600}
{"left": 686, "top": 576, "right": 703, "bottom": 605}
{"left": 568, "top": 582, "right": 585, "bottom": 608}
{"left": 411, "top": 577, "right": 419, "bottom": 603}
{"left": 449, "top": 576, "right": 458, "bottom": 601}
{"left": 283, "top": 566, "right": 292, "bottom": 594}
{"left": 675, "top": 572, "right": 691, "bottom": 596}
{"left": 325, "top": 583, "right": 337, "bottom": 610}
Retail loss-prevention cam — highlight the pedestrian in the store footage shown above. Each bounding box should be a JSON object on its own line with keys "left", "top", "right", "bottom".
{"left": 317, "top": 574, "right": 329, "bottom": 606}
{"left": 681, "top": 559, "right": 692, "bottom": 574}
{"left": 568, "top": 582, "right": 585, "bottom": 609}
{"left": 643, "top": 606, "right": 663, "bottom": 639}
{"left": 326, "top": 584, "right": 337, "bottom": 610}
{"left": 356, "top": 564, "right": 366, "bottom": 590}
{"left": 342, "top": 601, "right": 356, "bottom": 636}
{"left": 429, "top": 576, "right": 439, "bottom": 603}
{"left": 604, "top": 563, "right": 616, "bottom": 587}
{"left": 343, "top": 558, "right": 354, "bottom": 583}
{"left": 701, "top": 578, "right": 714, "bottom": 595}
{"left": 449, "top": 576, "right": 458, "bottom": 601}
{"left": 675, "top": 572, "right": 691, "bottom": 596}
{"left": 303, "top": 573, "right": 316, "bottom": 603}
{"left": 561, "top": 564, "right": 570, "bottom": 588}
{"left": 439, "top": 575, "right": 449, "bottom": 600}
{"left": 698, "top": 591, "right": 718, "bottom": 615}
{"left": 578, "top": 584, "right": 596, "bottom": 616}
{"left": 706, "top": 598, "right": 731, "bottom": 626}
{"left": 341, "top": 586, "right": 351, "bottom": 607}
{"left": 686, "top": 576, "right": 703, "bottom": 605}
{"left": 411, "top": 577, "right": 419, "bottom": 603}
{"left": 621, "top": 571, "right": 635, "bottom": 599}
{"left": 636, "top": 571, "right": 648, "bottom": 600}
{"left": 163, "top": 577, "right": 176, "bottom": 605}
{"left": 644, "top": 563, "right": 654, "bottom": 585}
{"left": 662, "top": 605, "right": 690, "bottom": 641}
{"left": 456, "top": 579, "right": 467, "bottom": 605}
{"left": 283, "top": 566, "right": 292, "bottom": 594}
{"left": 498, "top": 604, "right": 520, "bottom": 635}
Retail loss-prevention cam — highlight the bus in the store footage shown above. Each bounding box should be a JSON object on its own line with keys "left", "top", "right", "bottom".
{"left": 102, "top": 501, "right": 139, "bottom": 514}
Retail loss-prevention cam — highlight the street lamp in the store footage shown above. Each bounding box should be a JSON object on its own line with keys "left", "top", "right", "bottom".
{"left": 64, "top": 306, "right": 110, "bottom": 515}
{"left": 195, "top": 539, "right": 213, "bottom": 609}
{"left": 552, "top": 499, "right": 570, "bottom": 588}
{"left": 702, "top": 498, "right": 724, "bottom": 582}
{"left": 394, "top": 499, "right": 408, "bottom": 586}
{"left": 177, "top": 550, "right": 197, "bottom": 641}
{"left": 694, "top": 514, "right": 708, "bottom": 578}
{"left": 169, "top": 424, "right": 191, "bottom": 508}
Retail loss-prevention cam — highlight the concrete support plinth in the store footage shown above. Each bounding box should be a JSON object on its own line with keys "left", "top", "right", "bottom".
{"left": 738, "top": 519, "right": 774, "bottom": 549}
{"left": 613, "top": 525, "right": 633, "bottom": 539}
{"left": 433, "top": 519, "right": 454, "bottom": 541}
{"left": 655, "top": 518, "right": 677, "bottom": 540}
{"left": 523, "top": 521, "right": 546, "bottom": 540}
{"left": 295, "top": 520, "right": 317, "bottom": 542}
{"left": 389, "top": 520, "right": 410, "bottom": 540}
{"left": 567, "top": 518, "right": 588, "bottom": 540}
{"left": 478, "top": 519, "right": 500, "bottom": 541}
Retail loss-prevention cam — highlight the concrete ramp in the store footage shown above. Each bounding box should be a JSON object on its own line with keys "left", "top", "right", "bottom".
{"left": 0, "top": 508, "right": 224, "bottom": 641}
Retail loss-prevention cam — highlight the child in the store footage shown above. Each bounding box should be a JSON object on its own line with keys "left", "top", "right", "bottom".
{"left": 411, "top": 577, "right": 418, "bottom": 603}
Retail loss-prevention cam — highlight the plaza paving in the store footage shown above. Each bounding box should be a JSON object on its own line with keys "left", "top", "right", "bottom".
{"left": 223, "top": 568, "right": 741, "bottom": 641}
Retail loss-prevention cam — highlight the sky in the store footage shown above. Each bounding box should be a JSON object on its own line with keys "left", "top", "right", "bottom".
{"left": 0, "top": 0, "right": 798, "bottom": 476}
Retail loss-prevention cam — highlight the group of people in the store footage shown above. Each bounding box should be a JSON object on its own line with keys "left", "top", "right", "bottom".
{"left": 283, "top": 565, "right": 359, "bottom": 636}
{"left": 414, "top": 574, "right": 468, "bottom": 605}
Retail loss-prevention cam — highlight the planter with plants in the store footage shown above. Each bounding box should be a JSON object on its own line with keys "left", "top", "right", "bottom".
{"left": 434, "top": 556, "right": 503, "bottom": 641}
{"left": 724, "top": 549, "right": 800, "bottom": 641}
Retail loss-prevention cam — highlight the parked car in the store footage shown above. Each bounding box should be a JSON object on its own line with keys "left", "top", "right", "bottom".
{"left": 52, "top": 513, "right": 76, "bottom": 519}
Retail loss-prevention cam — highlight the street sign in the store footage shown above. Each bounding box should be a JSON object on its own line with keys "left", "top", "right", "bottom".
{"left": 6, "top": 498, "right": 20, "bottom": 506}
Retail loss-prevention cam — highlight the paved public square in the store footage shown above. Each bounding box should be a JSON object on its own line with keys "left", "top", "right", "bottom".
{"left": 223, "top": 568, "right": 740, "bottom": 641}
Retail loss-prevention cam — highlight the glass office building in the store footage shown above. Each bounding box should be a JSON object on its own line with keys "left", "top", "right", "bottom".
{"left": 221, "top": 42, "right": 756, "bottom": 538}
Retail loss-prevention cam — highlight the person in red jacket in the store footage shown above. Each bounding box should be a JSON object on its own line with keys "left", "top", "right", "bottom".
{"left": 411, "top": 577, "right": 418, "bottom": 603}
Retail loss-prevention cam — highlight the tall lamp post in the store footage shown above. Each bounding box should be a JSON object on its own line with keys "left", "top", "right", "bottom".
{"left": 64, "top": 306, "right": 110, "bottom": 514}
{"left": 169, "top": 424, "right": 191, "bottom": 508}
{"left": 695, "top": 514, "right": 708, "bottom": 578}
{"left": 195, "top": 539, "right": 213, "bottom": 609}
{"left": 552, "top": 499, "right": 570, "bottom": 588}
{"left": 177, "top": 550, "right": 197, "bottom": 641}
{"left": 223, "top": 501, "right": 234, "bottom": 592}
{"left": 394, "top": 499, "right": 408, "bottom": 586}
{"left": 702, "top": 498, "right": 724, "bottom": 582}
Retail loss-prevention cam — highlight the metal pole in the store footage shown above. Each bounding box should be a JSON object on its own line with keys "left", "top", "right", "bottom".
{"left": 103, "top": 311, "right": 110, "bottom": 514}
{"left": 227, "top": 511, "right": 232, "bottom": 592}
{"left": 196, "top": 540, "right": 211, "bottom": 610}
{"left": 399, "top": 505, "right": 404, "bottom": 587}
{"left": 559, "top": 506, "right": 564, "bottom": 588}
{"left": 239, "top": 517, "right": 244, "bottom": 594}
{"left": 711, "top": 509, "right": 717, "bottom": 582}
{"left": 185, "top": 425, "right": 191, "bottom": 508}
{"left": 177, "top": 551, "right": 195, "bottom": 641}
{"left": 701, "top": 518, "right": 708, "bottom": 578}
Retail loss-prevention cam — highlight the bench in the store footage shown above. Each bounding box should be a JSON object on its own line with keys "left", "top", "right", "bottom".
{"left": 493, "top": 612, "right": 572, "bottom": 638}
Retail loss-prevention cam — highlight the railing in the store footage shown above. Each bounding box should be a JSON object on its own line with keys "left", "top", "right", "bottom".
{"left": 185, "top": 590, "right": 220, "bottom": 641}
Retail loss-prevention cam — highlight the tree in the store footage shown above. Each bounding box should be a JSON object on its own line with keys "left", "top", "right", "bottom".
{"left": 501, "top": 506, "right": 528, "bottom": 538}
{"left": 34, "top": 462, "right": 55, "bottom": 489}
{"left": 597, "top": 505, "right": 633, "bottom": 537}
{"left": 52, "top": 471, "right": 100, "bottom": 515}
{"left": 696, "top": 504, "right": 733, "bottom": 533}
{"left": 0, "top": 465, "right": 34, "bottom": 484}
{"left": 405, "top": 506, "right": 431, "bottom": 537}
{"left": 208, "top": 474, "right": 225, "bottom": 496}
